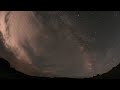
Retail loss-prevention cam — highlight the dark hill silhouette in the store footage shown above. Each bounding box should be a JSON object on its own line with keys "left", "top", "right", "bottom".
{"left": 0, "top": 58, "right": 120, "bottom": 79}
{"left": 93, "top": 63, "right": 120, "bottom": 79}
{"left": 0, "top": 58, "right": 30, "bottom": 79}
{"left": 0, "top": 58, "right": 47, "bottom": 79}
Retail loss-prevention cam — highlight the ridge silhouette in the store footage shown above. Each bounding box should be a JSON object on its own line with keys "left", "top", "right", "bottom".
{"left": 93, "top": 63, "right": 120, "bottom": 79}
{"left": 0, "top": 58, "right": 52, "bottom": 79}
{"left": 0, "top": 58, "right": 29, "bottom": 79}
{"left": 0, "top": 58, "right": 120, "bottom": 79}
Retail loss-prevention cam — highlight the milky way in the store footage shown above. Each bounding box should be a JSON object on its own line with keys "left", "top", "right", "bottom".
{"left": 0, "top": 11, "right": 120, "bottom": 78}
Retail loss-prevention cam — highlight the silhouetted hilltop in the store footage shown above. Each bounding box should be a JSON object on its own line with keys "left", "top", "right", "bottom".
{"left": 0, "top": 58, "right": 55, "bottom": 79}
{"left": 0, "top": 58, "right": 120, "bottom": 79}
{"left": 0, "top": 58, "right": 30, "bottom": 79}
{"left": 93, "top": 63, "right": 120, "bottom": 79}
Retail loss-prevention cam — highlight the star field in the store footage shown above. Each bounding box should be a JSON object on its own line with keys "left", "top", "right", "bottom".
{"left": 0, "top": 11, "right": 120, "bottom": 78}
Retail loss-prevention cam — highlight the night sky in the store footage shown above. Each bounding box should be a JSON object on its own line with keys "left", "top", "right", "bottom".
{"left": 0, "top": 11, "right": 120, "bottom": 78}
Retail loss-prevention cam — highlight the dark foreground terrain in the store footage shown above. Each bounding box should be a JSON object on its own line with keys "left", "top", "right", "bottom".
{"left": 0, "top": 58, "right": 120, "bottom": 79}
